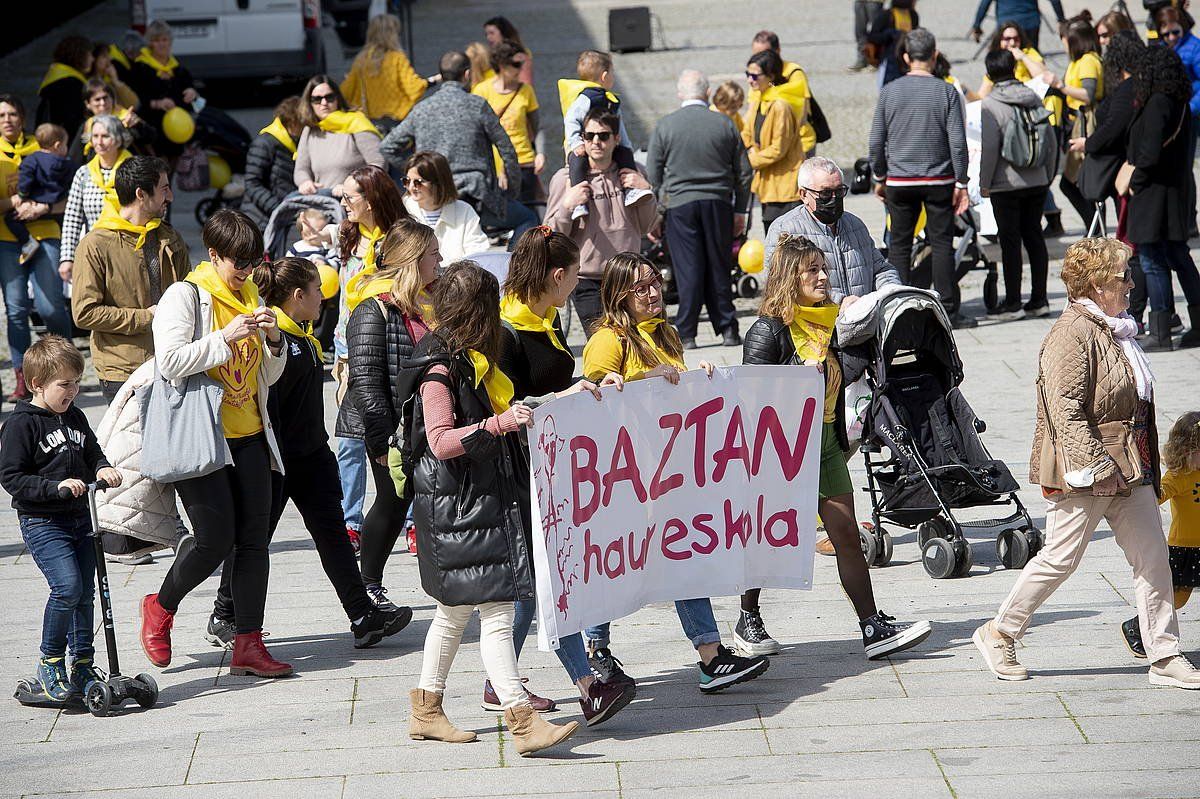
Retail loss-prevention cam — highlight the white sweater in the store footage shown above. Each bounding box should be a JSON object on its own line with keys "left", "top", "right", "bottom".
{"left": 403, "top": 196, "right": 491, "bottom": 262}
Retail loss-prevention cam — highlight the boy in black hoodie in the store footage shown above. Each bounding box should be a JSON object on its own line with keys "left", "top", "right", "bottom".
{"left": 0, "top": 335, "right": 122, "bottom": 703}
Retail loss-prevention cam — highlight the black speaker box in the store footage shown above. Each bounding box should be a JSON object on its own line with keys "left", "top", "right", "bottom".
{"left": 609, "top": 7, "right": 652, "bottom": 53}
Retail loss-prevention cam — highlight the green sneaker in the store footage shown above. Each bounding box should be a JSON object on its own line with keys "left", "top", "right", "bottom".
{"left": 70, "top": 657, "right": 103, "bottom": 695}
{"left": 36, "top": 656, "right": 73, "bottom": 701}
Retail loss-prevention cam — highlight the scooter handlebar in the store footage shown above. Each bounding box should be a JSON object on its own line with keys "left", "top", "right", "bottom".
{"left": 56, "top": 479, "right": 111, "bottom": 499}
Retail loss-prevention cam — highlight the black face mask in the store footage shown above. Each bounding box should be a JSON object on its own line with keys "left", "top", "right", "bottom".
{"left": 811, "top": 193, "right": 844, "bottom": 226}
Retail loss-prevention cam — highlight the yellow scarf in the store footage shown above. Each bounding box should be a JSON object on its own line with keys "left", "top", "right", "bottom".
{"left": 275, "top": 305, "right": 321, "bottom": 359}
{"left": 186, "top": 259, "right": 262, "bottom": 314}
{"left": 787, "top": 304, "right": 839, "bottom": 363}
{"left": 108, "top": 43, "right": 131, "bottom": 71}
{"left": 468, "top": 349, "right": 515, "bottom": 414}
{"left": 343, "top": 267, "right": 392, "bottom": 313}
{"left": 636, "top": 318, "right": 686, "bottom": 370}
{"left": 38, "top": 62, "right": 88, "bottom": 93}
{"left": 87, "top": 149, "right": 132, "bottom": 215}
{"left": 135, "top": 48, "right": 179, "bottom": 77}
{"left": 93, "top": 205, "right": 162, "bottom": 249}
{"left": 500, "top": 294, "right": 566, "bottom": 352}
{"left": 260, "top": 117, "right": 297, "bottom": 159}
{"left": 0, "top": 133, "right": 39, "bottom": 165}
{"left": 358, "top": 224, "right": 383, "bottom": 270}
{"left": 317, "top": 110, "right": 379, "bottom": 137}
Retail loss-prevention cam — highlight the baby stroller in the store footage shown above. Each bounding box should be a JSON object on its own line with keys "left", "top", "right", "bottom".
{"left": 841, "top": 288, "right": 1040, "bottom": 579}
{"left": 891, "top": 207, "right": 1001, "bottom": 314}
{"left": 262, "top": 193, "right": 346, "bottom": 261}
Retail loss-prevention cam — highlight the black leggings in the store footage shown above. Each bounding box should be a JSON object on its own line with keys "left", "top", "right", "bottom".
{"left": 214, "top": 445, "right": 375, "bottom": 624}
{"left": 989, "top": 186, "right": 1050, "bottom": 306}
{"left": 158, "top": 435, "right": 273, "bottom": 634}
{"left": 359, "top": 458, "right": 412, "bottom": 585}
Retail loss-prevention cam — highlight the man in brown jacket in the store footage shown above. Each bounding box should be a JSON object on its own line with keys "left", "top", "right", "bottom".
{"left": 544, "top": 108, "right": 657, "bottom": 335}
{"left": 72, "top": 156, "right": 189, "bottom": 401}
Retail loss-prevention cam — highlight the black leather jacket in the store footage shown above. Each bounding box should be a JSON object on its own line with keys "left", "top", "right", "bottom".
{"left": 242, "top": 132, "right": 298, "bottom": 228}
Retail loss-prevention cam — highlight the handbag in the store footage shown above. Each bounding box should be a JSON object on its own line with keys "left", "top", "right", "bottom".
{"left": 136, "top": 283, "right": 227, "bottom": 483}
{"left": 1062, "top": 106, "right": 1095, "bottom": 183}
{"left": 174, "top": 143, "right": 209, "bottom": 192}
{"left": 1115, "top": 107, "right": 1186, "bottom": 197}
{"left": 809, "top": 96, "right": 832, "bottom": 144}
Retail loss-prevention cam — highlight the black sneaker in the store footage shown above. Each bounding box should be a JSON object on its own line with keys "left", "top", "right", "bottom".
{"left": 948, "top": 312, "right": 979, "bottom": 330}
{"left": 681, "top": 337, "right": 698, "bottom": 350}
{"left": 352, "top": 605, "right": 413, "bottom": 649}
{"left": 205, "top": 614, "right": 236, "bottom": 649}
{"left": 987, "top": 299, "right": 1026, "bottom": 321}
{"left": 1121, "top": 616, "right": 1146, "bottom": 659}
{"left": 861, "top": 612, "right": 932, "bottom": 660}
{"left": 722, "top": 329, "right": 742, "bottom": 347}
{"left": 589, "top": 647, "right": 635, "bottom": 687}
{"left": 1023, "top": 300, "right": 1051, "bottom": 318}
{"left": 363, "top": 582, "right": 398, "bottom": 611}
{"left": 580, "top": 676, "right": 637, "bottom": 727}
{"left": 69, "top": 656, "right": 102, "bottom": 695}
{"left": 697, "top": 644, "right": 769, "bottom": 693}
{"left": 733, "top": 609, "right": 781, "bottom": 656}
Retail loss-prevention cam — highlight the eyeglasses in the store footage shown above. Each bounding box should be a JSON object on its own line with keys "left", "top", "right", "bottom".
{"left": 310, "top": 93, "right": 337, "bottom": 105}
{"left": 627, "top": 276, "right": 664, "bottom": 299}
{"left": 1109, "top": 268, "right": 1132, "bottom": 283}
{"left": 583, "top": 130, "right": 613, "bottom": 142}
{"left": 801, "top": 185, "right": 850, "bottom": 200}
{"left": 745, "top": 71, "right": 763, "bottom": 80}
{"left": 403, "top": 176, "right": 430, "bottom": 188}
{"left": 509, "top": 59, "right": 526, "bottom": 68}
{"left": 1163, "top": 28, "right": 1184, "bottom": 39}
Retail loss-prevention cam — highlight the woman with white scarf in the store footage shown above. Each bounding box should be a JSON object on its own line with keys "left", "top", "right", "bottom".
{"left": 974, "top": 238, "right": 1200, "bottom": 690}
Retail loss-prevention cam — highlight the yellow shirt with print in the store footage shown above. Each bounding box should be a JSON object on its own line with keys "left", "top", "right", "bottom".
{"left": 474, "top": 80, "right": 540, "bottom": 167}
{"left": 582, "top": 326, "right": 685, "bottom": 383}
{"left": 1161, "top": 468, "right": 1200, "bottom": 548}
{"left": 0, "top": 150, "right": 61, "bottom": 243}
{"left": 209, "top": 301, "right": 264, "bottom": 438}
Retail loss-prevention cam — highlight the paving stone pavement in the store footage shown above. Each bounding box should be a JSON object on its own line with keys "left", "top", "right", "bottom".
{"left": 4, "top": 1, "right": 1200, "bottom": 797}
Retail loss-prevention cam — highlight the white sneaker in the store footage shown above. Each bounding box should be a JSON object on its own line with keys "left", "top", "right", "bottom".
{"left": 972, "top": 621, "right": 1028, "bottom": 681}
{"left": 1149, "top": 654, "right": 1200, "bottom": 689}
{"left": 623, "top": 187, "right": 652, "bottom": 206}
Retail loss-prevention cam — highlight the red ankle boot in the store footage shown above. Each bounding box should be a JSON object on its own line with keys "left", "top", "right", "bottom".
{"left": 230, "top": 631, "right": 293, "bottom": 677}
{"left": 7, "top": 368, "right": 29, "bottom": 403}
{"left": 140, "top": 593, "right": 174, "bottom": 667}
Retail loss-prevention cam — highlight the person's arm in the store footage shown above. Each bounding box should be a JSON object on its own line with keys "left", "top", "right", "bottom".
{"left": 420, "top": 364, "right": 522, "bottom": 460}
{"left": 380, "top": 113, "right": 415, "bottom": 165}
{"left": 1086, "top": 84, "right": 1135, "bottom": 154}
{"left": 71, "top": 237, "right": 155, "bottom": 334}
{"left": 58, "top": 167, "right": 88, "bottom": 265}
{"left": 644, "top": 123, "right": 665, "bottom": 191}
{"left": 293, "top": 128, "right": 315, "bottom": 187}
{"left": 733, "top": 130, "right": 753, "bottom": 214}
{"left": 947, "top": 89, "right": 969, "bottom": 186}
{"left": 630, "top": 167, "right": 659, "bottom": 235}
{"left": 0, "top": 420, "right": 60, "bottom": 503}
{"left": 978, "top": 102, "right": 1000, "bottom": 192}
{"left": 483, "top": 103, "right": 521, "bottom": 193}
{"left": 458, "top": 202, "right": 491, "bottom": 255}
{"left": 747, "top": 102, "right": 795, "bottom": 169}
{"left": 527, "top": 107, "right": 546, "bottom": 166}
{"left": 152, "top": 283, "right": 234, "bottom": 381}
{"left": 868, "top": 91, "right": 888, "bottom": 182}
{"left": 564, "top": 94, "right": 590, "bottom": 151}
{"left": 542, "top": 170, "right": 576, "bottom": 234}
{"left": 393, "top": 51, "right": 429, "bottom": 108}
{"left": 340, "top": 67, "right": 361, "bottom": 112}
{"left": 870, "top": 238, "right": 902, "bottom": 288}
{"left": 582, "top": 328, "right": 628, "bottom": 382}
{"left": 242, "top": 137, "right": 275, "bottom": 216}
{"left": 353, "top": 130, "right": 385, "bottom": 169}
{"left": 741, "top": 319, "right": 783, "bottom": 365}
{"left": 1159, "top": 469, "right": 1182, "bottom": 504}
{"left": 346, "top": 301, "right": 396, "bottom": 458}
{"left": 1130, "top": 95, "right": 1172, "bottom": 192}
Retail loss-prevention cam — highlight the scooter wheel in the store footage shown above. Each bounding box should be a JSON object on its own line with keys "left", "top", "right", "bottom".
{"left": 134, "top": 673, "right": 159, "bottom": 709}
{"left": 922, "top": 537, "right": 957, "bottom": 579}
{"left": 859, "top": 525, "right": 878, "bottom": 568}
{"left": 873, "top": 528, "right": 894, "bottom": 567}
{"left": 85, "top": 681, "right": 112, "bottom": 717}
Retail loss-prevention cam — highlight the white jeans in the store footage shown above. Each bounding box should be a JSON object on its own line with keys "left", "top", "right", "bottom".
{"left": 418, "top": 601, "right": 529, "bottom": 709}
{"left": 995, "top": 484, "right": 1182, "bottom": 662}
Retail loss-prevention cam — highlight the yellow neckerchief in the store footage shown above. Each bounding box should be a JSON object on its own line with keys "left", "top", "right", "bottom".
{"left": 343, "top": 267, "right": 392, "bottom": 312}
{"left": 135, "top": 47, "right": 179, "bottom": 77}
{"left": 275, "top": 305, "right": 320, "bottom": 359}
{"left": 500, "top": 294, "right": 566, "bottom": 352}
{"left": 0, "top": 132, "right": 39, "bottom": 165}
{"left": 38, "top": 62, "right": 88, "bottom": 92}
{"left": 259, "top": 117, "right": 297, "bottom": 159}
{"left": 186, "top": 259, "right": 262, "bottom": 315}
{"left": 758, "top": 81, "right": 808, "bottom": 131}
{"left": 357, "top": 223, "right": 383, "bottom": 270}
{"left": 787, "top": 304, "right": 839, "bottom": 363}
{"left": 467, "top": 349, "right": 515, "bottom": 414}
{"left": 316, "top": 110, "right": 379, "bottom": 136}
{"left": 87, "top": 149, "right": 132, "bottom": 215}
{"left": 108, "top": 43, "right": 131, "bottom": 71}
{"left": 93, "top": 205, "right": 162, "bottom": 249}
{"left": 636, "top": 318, "right": 686, "bottom": 370}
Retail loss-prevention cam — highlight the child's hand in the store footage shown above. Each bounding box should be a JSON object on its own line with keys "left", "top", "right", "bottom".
{"left": 58, "top": 479, "right": 86, "bottom": 498}
{"left": 573, "top": 144, "right": 586, "bottom": 157}
{"left": 96, "top": 467, "right": 123, "bottom": 489}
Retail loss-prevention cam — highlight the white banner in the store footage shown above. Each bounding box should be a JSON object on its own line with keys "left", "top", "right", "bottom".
{"left": 530, "top": 365, "right": 824, "bottom": 650}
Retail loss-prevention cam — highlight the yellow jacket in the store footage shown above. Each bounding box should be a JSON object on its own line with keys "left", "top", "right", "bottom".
{"left": 747, "top": 61, "right": 815, "bottom": 153}
{"left": 742, "top": 99, "right": 804, "bottom": 203}
{"left": 341, "top": 50, "right": 428, "bottom": 122}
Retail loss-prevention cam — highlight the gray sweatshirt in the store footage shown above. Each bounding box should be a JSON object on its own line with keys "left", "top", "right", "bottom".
{"left": 979, "top": 80, "right": 1054, "bottom": 193}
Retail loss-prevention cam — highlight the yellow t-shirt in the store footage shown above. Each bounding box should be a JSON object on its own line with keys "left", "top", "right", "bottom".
{"left": 1064, "top": 51, "right": 1104, "bottom": 111}
{"left": 209, "top": 301, "right": 264, "bottom": 438}
{"left": 1161, "top": 468, "right": 1200, "bottom": 547}
{"left": 0, "top": 137, "right": 61, "bottom": 243}
{"left": 473, "top": 80, "right": 539, "bottom": 166}
{"left": 582, "top": 325, "right": 686, "bottom": 382}
{"left": 893, "top": 8, "right": 913, "bottom": 31}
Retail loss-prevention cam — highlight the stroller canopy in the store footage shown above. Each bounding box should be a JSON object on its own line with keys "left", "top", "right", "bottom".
{"left": 840, "top": 288, "right": 963, "bottom": 388}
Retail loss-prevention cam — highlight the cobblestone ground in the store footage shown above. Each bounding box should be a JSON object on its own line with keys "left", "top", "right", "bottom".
{"left": 3, "top": 2, "right": 1200, "bottom": 798}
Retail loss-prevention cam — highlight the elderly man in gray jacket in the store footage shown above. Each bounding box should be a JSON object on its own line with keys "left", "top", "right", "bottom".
{"left": 764, "top": 156, "right": 901, "bottom": 307}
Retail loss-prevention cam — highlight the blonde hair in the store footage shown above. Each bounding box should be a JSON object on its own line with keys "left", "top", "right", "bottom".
{"left": 295, "top": 208, "right": 330, "bottom": 237}
{"left": 1060, "top": 237, "right": 1132, "bottom": 300}
{"left": 24, "top": 334, "right": 84, "bottom": 389}
{"left": 712, "top": 80, "right": 744, "bottom": 115}
{"left": 596, "top": 252, "right": 683, "bottom": 369}
{"left": 577, "top": 49, "right": 613, "bottom": 82}
{"left": 356, "top": 14, "right": 402, "bottom": 76}
{"left": 758, "top": 233, "right": 830, "bottom": 321}
{"left": 1164, "top": 411, "right": 1200, "bottom": 471}
{"left": 465, "top": 42, "right": 492, "bottom": 84}
{"left": 375, "top": 217, "right": 436, "bottom": 318}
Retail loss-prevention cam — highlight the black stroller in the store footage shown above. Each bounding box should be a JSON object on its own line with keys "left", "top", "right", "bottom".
{"left": 841, "top": 288, "right": 1041, "bottom": 579}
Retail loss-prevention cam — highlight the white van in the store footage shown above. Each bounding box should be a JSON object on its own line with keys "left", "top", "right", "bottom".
{"left": 131, "top": 0, "right": 327, "bottom": 82}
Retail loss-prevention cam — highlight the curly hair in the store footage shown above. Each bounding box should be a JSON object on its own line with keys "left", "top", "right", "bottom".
{"left": 1163, "top": 411, "right": 1200, "bottom": 472}
{"left": 759, "top": 234, "right": 831, "bottom": 321}
{"left": 1134, "top": 43, "right": 1192, "bottom": 107}
{"left": 1059, "top": 237, "right": 1132, "bottom": 300}
{"left": 1103, "top": 29, "right": 1144, "bottom": 91}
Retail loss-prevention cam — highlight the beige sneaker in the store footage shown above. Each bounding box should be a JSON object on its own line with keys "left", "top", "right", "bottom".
{"left": 815, "top": 535, "right": 836, "bottom": 556}
{"left": 972, "top": 621, "right": 1028, "bottom": 681}
{"left": 1149, "top": 655, "right": 1200, "bottom": 689}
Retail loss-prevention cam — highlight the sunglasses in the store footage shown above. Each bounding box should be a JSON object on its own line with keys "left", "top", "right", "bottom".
{"left": 232, "top": 257, "right": 261, "bottom": 273}
{"left": 801, "top": 185, "right": 850, "bottom": 200}
{"left": 310, "top": 93, "right": 337, "bottom": 105}
{"left": 745, "top": 71, "right": 763, "bottom": 80}
{"left": 628, "top": 276, "right": 664, "bottom": 299}
{"left": 403, "top": 176, "right": 430, "bottom": 188}
{"left": 583, "top": 130, "right": 613, "bottom": 142}
{"left": 509, "top": 59, "right": 527, "bottom": 68}
{"left": 1163, "top": 28, "right": 1184, "bottom": 38}
{"left": 1109, "top": 268, "right": 1132, "bottom": 283}
{"left": 1001, "top": 35, "right": 1021, "bottom": 42}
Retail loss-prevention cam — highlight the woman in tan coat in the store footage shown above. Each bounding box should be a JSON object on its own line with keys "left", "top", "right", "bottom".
{"left": 742, "top": 49, "right": 804, "bottom": 233}
{"left": 974, "top": 237, "right": 1200, "bottom": 690}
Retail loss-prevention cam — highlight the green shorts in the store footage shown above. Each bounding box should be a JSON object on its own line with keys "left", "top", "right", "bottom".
{"left": 818, "top": 422, "right": 853, "bottom": 500}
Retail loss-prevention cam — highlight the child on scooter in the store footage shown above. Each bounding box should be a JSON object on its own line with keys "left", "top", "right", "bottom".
{"left": 0, "top": 335, "right": 122, "bottom": 702}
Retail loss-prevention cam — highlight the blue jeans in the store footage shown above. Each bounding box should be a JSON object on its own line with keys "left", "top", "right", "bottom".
{"left": 0, "top": 239, "right": 72, "bottom": 369}
{"left": 20, "top": 513, "right": 96, "bottom": 659}
{"left": 1136, "top": 240, "right": 1200, "bottom": 313}
{"left": 512, "top": 598, "right": 592, "bottom": 683}
{"left": 480, "top": 199, "right": 539, "bottom": 252}
{"left": 585, "top": 597, "right": 722, "bottom": 650}
{"left": 336, "top": 436, "right": 367, "bottom": 531}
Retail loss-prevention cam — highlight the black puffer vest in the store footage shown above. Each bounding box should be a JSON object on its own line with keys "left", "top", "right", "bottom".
{"left": 408, "top": 334, "right": 534, "bottom": 607}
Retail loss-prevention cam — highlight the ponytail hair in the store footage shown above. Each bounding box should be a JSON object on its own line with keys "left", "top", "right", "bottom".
{"left": 253, "top": 256, "right": 320, "bottom": 307}
{"left": 502, "top": 225, "right": 580, "bottom": 304}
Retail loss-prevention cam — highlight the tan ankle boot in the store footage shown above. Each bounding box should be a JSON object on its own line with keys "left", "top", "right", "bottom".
{"left": 409, "top": 689, "right": 477, "bottom": 742}
{"left": 503, "top": 704, "right": 580, "bottom": 756}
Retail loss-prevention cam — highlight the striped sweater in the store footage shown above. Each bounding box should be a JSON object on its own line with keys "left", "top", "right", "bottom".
{"left": 868, "top": 73, "right": 968, "bottom": 187}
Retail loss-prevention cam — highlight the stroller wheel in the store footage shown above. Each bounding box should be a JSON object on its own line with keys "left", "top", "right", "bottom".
{"left": 917, "top": 517, "right": 950, "bottom": 550}
{"left": 873, "top": 528, "right": 894, "bottom": 567}
{"left": 921, "top": 537, "right": 957, "bottom": 579}
{"left": 1023, "top": 527, "right": 1044, "bottom": 558}
{"left": 737, "top": 273, "right": 759, "bottom": 299}
{"left": 194, "top": 197, "right": 219, "bottom": 226}
{"left": 996, "top": 529, "right": 1031, "bottom": 570}
{"left": 953, "top": 537, "right": 974, "bottom": 577}
{"left": 859, "top": 526, "right": 878, "bottom": 567}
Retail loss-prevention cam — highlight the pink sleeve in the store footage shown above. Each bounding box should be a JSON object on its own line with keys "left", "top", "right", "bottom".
{"left": 420, "top": 364, "right": 520, "bottom": 459}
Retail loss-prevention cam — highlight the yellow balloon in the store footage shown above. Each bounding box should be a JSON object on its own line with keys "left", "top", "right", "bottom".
{"left": 207, "top": 155, "right": 231, "bottom": 190}
{"left": 318, "top": 263, "right": 340, "bottom": 299}
{"left": 162, "top": 107, "right": 195, "bottom": 144}
{"left": 738, "top": 238, "right": 765, "bottom": 274}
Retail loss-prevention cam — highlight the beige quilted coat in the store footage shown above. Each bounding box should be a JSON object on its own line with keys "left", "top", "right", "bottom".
{"left": 1029, "top": 303, "right": 1160, "bottom": 493}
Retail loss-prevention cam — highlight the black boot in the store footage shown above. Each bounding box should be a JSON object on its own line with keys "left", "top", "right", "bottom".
{"left": 1180, "top": 305, "right": 1200, "bottom": 348}
{"left": 1143, "top": 310, "right": 1174, "bottom": 352}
